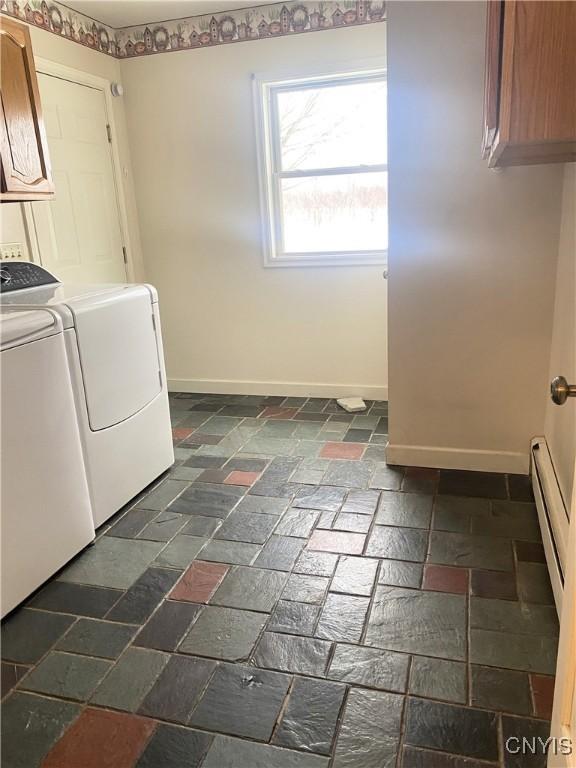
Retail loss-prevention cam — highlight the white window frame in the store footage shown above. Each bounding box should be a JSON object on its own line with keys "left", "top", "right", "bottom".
{"left": 253, "top": 64, "right": 388, "bottom": 268}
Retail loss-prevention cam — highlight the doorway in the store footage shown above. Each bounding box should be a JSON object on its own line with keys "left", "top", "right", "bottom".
{"left": 27, "top": 68, "right": 127, "bottom": 284}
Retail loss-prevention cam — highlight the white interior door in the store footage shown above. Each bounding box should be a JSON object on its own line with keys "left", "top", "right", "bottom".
{"left": 32, "top": 73, "right": 127, "bottom": 284}
{"left": 547, "top": 168, "right": 576, "bottom": 765}
{"left": 544, "top": 166, "right": 576, "bottom": 510}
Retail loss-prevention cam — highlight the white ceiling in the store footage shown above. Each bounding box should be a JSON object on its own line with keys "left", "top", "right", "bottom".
{"left": 64, "top": 0, "right": 278, "bottom": 28}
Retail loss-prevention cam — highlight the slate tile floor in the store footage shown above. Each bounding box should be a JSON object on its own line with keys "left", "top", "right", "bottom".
{"left": 1, "top": 393, "right": 558, "bottom": 768}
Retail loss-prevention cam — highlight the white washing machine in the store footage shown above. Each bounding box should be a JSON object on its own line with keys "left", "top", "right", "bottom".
{"left": 0, "top": 262, "right": 174, "bottom": 528}
{"left": 1, "top": 307, "right": 95, "bottom": 617}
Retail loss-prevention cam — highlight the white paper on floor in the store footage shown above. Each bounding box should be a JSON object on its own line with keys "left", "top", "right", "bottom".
{"left": 336, "top": 397, "right": 367, "bottom": 413}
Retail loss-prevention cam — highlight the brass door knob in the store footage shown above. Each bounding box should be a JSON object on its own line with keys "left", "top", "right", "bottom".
{"left": 550, "top": 376, "right": 576, "bottom": 406}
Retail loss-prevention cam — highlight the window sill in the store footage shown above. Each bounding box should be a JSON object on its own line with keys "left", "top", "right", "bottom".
{"left": 263, "top": 251, "right": 388, "bottom": 268}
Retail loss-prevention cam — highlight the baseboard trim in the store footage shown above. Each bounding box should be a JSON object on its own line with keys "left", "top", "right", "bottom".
{"left": 168, "top": 378, "right": 388, "bottom": 400}
{"left": 386, "top": 443, "right": 529, "bottom": 474}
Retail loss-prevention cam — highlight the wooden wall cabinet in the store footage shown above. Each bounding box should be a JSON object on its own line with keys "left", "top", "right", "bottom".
{"left": 0, "top": 16, "right": 54, "bottom": 202}
{"left": 483, "top": 1, "right": 576, "bottom": 167}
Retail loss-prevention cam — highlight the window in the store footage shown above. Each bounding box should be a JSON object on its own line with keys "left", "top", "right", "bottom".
{"left": 254, "top": 66, "right": 387, "bottom": 267}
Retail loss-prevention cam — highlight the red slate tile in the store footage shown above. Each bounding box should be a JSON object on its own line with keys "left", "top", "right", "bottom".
{"left": 320, "top": 442, "right": 365, "bottom": 460}
{"left": 423, "top": 564, "right": 469, "bottom": 594}
{"left": 531, "top": 674, "right": 555, "bottom": 719}
{"left": 260, "top": 407, "right": 299, "bottom": 419}
{"left": 170, "top": 560, "right": 229, "bottom": 603}
{"left": 43, "top": 708, "right": 155, "bottom": 768}
{"left": 307, "top": 530, "right": 365, "bottom": 555}
{"left": 470, "top": 569, "right": 518, "bottom": 600}
{"left": 172, "top": 427, "right": 194, "bottom": 443}
{"left": 224, "top": 471, "right": 260, "bottom": 486}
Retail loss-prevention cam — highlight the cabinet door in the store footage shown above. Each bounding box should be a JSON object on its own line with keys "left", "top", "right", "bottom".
{"left": 0, "top": 17, "right": 54, "bottom": 201}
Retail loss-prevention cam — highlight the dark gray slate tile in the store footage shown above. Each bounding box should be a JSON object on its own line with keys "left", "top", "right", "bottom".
{"left": 323, "top": 461, "right": 373, "bottom": 489}
{"left": 225, "top": 457, "right": 269, "bottom": 472}
{"left": 366, "top": 526, "right": 428, "bottom": 561}
{"left": 470, "top": 628, "right": 558, "bottom": 674}
{"left": 333, "top": 512, "right": 372, "bottom": 533}
{"left": 438, "top": 470, "right": 507, "bottom": 499}
{"left": 276, "top": 508, "right": 319, "bottom": 538}
{"left": 215, "top": 510, "right": 278, "bottom": 544}
{"left": 202, "top": 735, "right": 329, "bottom": 768}
{"left": 294, "top": 551, "right": 338, "bottom": 577}
{"left": 189, "top": 663, "right": 290, "bottom": 740}
{"left": 376, "top": 491, "right": 432, "bottom": 528}
{"left": 432, "top": 495, "right": 490, "bottom": 533}
{"left": 1, "top": 662, "right": 28, "bottom": 697}
{"left": 212, "top": 567, "right": 288, "bottom": 612}
{"left": 316, "top": 593, "right": 370, "bottom": 642}
{"left": 154, "top": 535, "right": 208, "bottom": 568}
{"left": 236, "top": 495, "right": 288, "bottom": 516}
{"left": 106, "top": 508, "right": 158, "bottom": 538}
{"left": 56, "top": 618, "right": 136, "bottom": 659}
{"left": 220, "top": 405, "right": 265, "bottom": 417}
{"left": 179, "top": 606, "right": 267, "bottom": 661}
{"left": 133, "top": 601, "right": 202, "bottom": 651}
{"left": 428, "top": 531, "right": 513, "bottom": 571}
{"left": 255, "top": 536, "right": 306, "bottom": 571}
{"left": 282, "top": 574, "right": 329, "bottom": 604}
{"left": 502, "top": 716, "right": 550, "bottom": 767}
{"left": 28, "top": 582, "right": 122, "bottom": 618}
{"left": 181, "top": 516, "right": 221, "bottom": 537}
{"left": 471, "top": 501, "right": 540, "bottom": 541}
{"left": 106, "top": 567, "right": 181, "bottom": 624}
{"left": 20, "top": 651, "right": 111, "bottom": 701}
{"left": 138, "top": 511, "right": 188, "bottom": 542}
{"left": 333, "top": 688, "right": 403, "bottom": 768}
{"left": 328, "top": 643, "right": 409, "bottom": 692}
{"left": 401, "top": 468, "right": 439, "bottom": 494}
{"left": 249, "top": 480, "right": 299, "bottom": 498}
{"left": 1, "top": 692, "right": 80, "bottom": 768}
{"left": 184, "top": 455, "right": 228, "bottom": 469}
{"left": 292, "top": 486, "right": 347, "bottom": 512}
{"left": 365, "top": 587, "right": 467, "bottom": 660}
{"left": 332, "top": 556, "right": 379, "bottom": 596}
{"left": 59, "top": 537, "right": 165, "bottom": 590}
{"left": 91, "top": 647, "right": 169, "bottom": 711}
{"left": 409, "top": 657, "right": 467, "bottom": 704}
{"left": 370, "top": 465, "right": 404, "bottom": 491}
{"left": 253, "top": 632, "right": 331, "bottom": 676}
{"left": 137, "top": 479, "right": 190, "bottom": 511}
{"left": 268, "top": 601, "right": 320, "bottom": 636}
{"left": 199, "top": 540, "right": 261, "bottom": 565}
{"left": 363, "top": 446, "right": 387, "bottom": 462}
{"left": 470, "top": 597, "right": 558, "bottom": 637}
{"left": 402, "top": 747, "right": 497, "bottom": 768}
{"left": 471, "top": 665, "right": 531, "bottom": 715}
{"left": 404, "top": 697, "right": 499, "bottom": 761}
{"left": 273, "top": 677, "right": 346, "bottom": 754}
{"left": 508, "top": 474, "right": 534, "bottom": 502}
{"left": 169, "top": 483, "right": 245, "bottom": 517}
{"left": 2, "top": 609, "right": 74, "bottom": 664}
{"left": 517, "top": 562, "right": 555, "bottom": 605}
{"left": 378, "top": 559, "right": 423, "bottom": 588}
{"left": 343, "top": 428, "right": 372, "bottom": 442}
{"left": 136, "top": 724, "right": 213, "bottom": 768}
{"left": 139, "top": 655, "right": 216, "bottom": 723}
{"left": 342, "top": 490, "right": 380, "bottom": 515}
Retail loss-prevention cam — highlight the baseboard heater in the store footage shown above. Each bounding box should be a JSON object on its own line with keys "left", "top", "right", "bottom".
{"left": 530, "top": 438, "right": 569, "bottom": 617}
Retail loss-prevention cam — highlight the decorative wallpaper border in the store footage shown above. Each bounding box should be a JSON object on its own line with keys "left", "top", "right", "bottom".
{"left": 0, "top": 0, "right": 386, "bottom": 59}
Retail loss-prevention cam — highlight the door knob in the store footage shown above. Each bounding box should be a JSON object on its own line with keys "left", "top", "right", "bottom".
{"left": 550, "top": 376, "right": 576, "bottom": 405}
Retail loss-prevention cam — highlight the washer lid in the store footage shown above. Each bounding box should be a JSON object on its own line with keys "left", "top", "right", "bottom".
{"left": 0, "top": 309, "right": 60, "bottom": 350}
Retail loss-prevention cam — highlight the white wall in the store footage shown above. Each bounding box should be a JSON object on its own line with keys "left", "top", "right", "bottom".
{"left": 386, "top": 1, "right": 564, "bottom": 473}
{"left": 120, "top": 23, "right": 388, "bottom": 399}
{"left": 0, "top": 26, "right": 144, "bottom": 280}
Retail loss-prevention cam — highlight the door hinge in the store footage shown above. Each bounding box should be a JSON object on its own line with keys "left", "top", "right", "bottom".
{"left": 122, "top": 246, "right": 128, "bottom": 264}
{"left": 106, "top": 124, "right": 112, "bottom": 143}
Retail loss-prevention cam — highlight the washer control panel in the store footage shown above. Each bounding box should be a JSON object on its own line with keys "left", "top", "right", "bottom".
{"left": 0, "top": 262, "right": 59, "bottom": 293}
